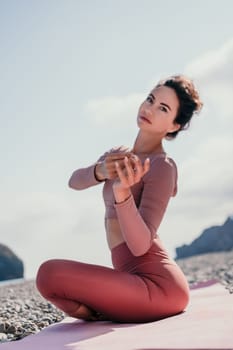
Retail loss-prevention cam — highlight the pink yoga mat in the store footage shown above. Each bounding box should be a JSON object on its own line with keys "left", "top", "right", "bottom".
{"left": 1, "top": 281, "right": 232, "bottom": 349}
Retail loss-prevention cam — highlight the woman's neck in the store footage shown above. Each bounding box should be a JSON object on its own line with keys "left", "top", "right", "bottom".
{"left": 132, "top": 130, "right": 165, "bottom": 155}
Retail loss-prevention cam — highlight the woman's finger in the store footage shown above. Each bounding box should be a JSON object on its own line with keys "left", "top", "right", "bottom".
{"left": 142, "top": 158, "right": 150, "bottom": 175}
{"left": 115, "top": 159, "right": 135, "bottom": 187}
{"left": 131, "top": 155, "right": 143, "bottom": 174}
{"left": 104, "top": 158, "right": 126, "bottom": 179}
{"left": 107, "top": 152, "right": 132, "bottom": 162}
{"left": 115, "top": 161, "right": 128, "bottom": 186}
{"left": 123, "top": 157, "right": 135, "bottom": 182}
{"left": 132, "top": 156, "right": 147, "bottom": 182}
{"left": 115, "top": 156, "right": 150, "bottom": 187}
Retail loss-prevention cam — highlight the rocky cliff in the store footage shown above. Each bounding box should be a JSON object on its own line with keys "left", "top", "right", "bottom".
{"left": 176, "top": 216, "right": 233, "bottom": 259}
{"left": 0, "top": 243, "right": 24, "bottom": 281}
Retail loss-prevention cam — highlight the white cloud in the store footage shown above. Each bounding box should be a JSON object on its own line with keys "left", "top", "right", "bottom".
{"left": 185, "top": 38, "right": 233, "bottom": 83}
{"left": 182, "top": 38, "right": 233, "bottom": 196}
{"left": 179, "top": 135, "right": 233, "bottom": 197}
{"left": 0, "top": 189, "right": 109, "bottom": 279}
{"left": 84, "top": 93, "right": 144, "bottom": 125}
{"left": 85, "top": 38, "right": 233, "bottom": 133}
{"left": 185, "top": 38, "right": 233, "bottom": 118}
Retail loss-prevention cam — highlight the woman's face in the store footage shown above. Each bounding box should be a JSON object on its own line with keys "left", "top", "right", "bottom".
{"left": 137, "top": 85, "right": 180, "bottom": 137}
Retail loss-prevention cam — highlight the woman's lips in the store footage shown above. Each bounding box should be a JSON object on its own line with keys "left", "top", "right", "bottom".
{"left": 139, "top": 115, "right": 152, "bottom": 124}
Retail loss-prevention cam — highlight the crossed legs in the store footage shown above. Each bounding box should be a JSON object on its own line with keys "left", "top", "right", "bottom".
{"left": 36, "top": 258, "right": 167, "bottom": 323}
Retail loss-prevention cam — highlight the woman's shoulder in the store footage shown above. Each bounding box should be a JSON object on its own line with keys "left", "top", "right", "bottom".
{"left": 149, "top": 152, "right": 176, "bottom": 166}
{"left": 145, "top": 152, "right": 178, "bottom": 178}
{"left": 143, "top": 153, "right": 178, "bottom": 195}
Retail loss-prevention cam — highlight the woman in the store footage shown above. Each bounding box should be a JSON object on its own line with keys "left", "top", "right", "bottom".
{"left": 36, "top": 75, "right": 203, "bottom": 323}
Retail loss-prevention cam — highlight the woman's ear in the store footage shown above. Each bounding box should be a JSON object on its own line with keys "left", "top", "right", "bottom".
{"left": 167, "top": 122, "right": 181, "bottom": 133}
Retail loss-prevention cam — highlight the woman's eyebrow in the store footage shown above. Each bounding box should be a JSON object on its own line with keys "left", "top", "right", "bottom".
{"left": 149, "top": 93, "right": 172, "bottom": 111}
{"left": 148, "top": 93, "right": 155, "bottom": 100}
{"left": 160, "top": 102, "right": 171, "bottom": 111}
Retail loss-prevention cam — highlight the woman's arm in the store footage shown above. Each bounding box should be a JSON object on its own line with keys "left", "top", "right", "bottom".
{"left": 68, "top": 163, "right": 104, "bottom": 190}
{"left": 68, "top": 147, "right": 132, "bottom": 190}
{"left": 113, "top": 156, "right": 177, "bottom": 256}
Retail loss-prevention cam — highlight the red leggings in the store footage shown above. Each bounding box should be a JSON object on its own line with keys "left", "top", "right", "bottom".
{"left": 36, "top": 239, "right": 189, "bottom": 323}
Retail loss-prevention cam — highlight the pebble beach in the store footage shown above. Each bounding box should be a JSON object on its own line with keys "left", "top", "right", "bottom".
{"left": 0, "top": 250, "right": 232, "bottom": 343}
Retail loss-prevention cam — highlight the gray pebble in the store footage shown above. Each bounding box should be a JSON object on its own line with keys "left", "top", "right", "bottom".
{"left": 0, "top": 333, "right": 8, "bottom": 342}
{"left": 15, "top": 305, "right": 21, "bottom": 313}
{"left": 6, "top": 325, "right": 17, "bottom": 334}
{"left": 0, "top": 279, "right": 65, "bottom": 342}
{"left": 0, "top": 324, "right": 6, "bottom": 333}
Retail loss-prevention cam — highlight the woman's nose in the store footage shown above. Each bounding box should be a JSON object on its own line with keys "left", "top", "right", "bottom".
{"left": 142, "top": 106, "right": 152, "bottom": 117}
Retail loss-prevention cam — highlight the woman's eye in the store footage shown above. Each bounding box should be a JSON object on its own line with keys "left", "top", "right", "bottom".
{"left": 160, "top": 106, "right": 168, "bottom": 113}
{"left": 146, "top": 96, "right": 153, "bottom": 103}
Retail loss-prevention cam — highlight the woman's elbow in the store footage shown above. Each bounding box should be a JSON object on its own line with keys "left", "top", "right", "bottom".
{"left": 68, "top": 175, "right": 74, "bottom": 188}
{"left": 68, "top": 173, "right": 81, "bottom": 190}
{"left": 130, "top": 242, "right": 151, "bottom": 257}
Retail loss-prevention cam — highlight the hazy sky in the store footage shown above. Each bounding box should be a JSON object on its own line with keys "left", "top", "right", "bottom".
{"left": 1, "top": 0, "right": 233, "bottom": 279}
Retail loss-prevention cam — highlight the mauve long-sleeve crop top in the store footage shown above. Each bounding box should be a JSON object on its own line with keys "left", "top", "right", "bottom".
{"left": 68, "top": 148, "right": 178, "bottom": 256}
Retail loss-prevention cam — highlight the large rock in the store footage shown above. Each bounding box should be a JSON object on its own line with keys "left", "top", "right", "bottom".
{"left": 0, "top": 244, "right": 24, "bottom": 281}
{"left": 176, "top": 216, "right": 233, "bottom": 259}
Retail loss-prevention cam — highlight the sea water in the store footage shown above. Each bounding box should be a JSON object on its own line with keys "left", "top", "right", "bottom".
{"left": 0, "top": 278, "right": 25, "bottom": 287}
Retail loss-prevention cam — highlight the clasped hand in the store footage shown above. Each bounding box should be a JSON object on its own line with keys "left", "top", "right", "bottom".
{"left": 95, "top": 149, "right": 150, "bottom": 189}
{"left": 114, "top": 155, "right": 150, "bottom": 190}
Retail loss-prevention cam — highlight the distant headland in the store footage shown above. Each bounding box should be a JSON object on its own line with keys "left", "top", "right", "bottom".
{"left": 0, "top": 244, "right": 24, "bottom": 282}
{"left": 176, "top": 216, "right": 233, "bottom": 259}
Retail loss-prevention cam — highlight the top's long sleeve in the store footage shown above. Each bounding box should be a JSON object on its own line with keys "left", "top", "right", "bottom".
{"left": 114, "top": 156, "right": 177, "bottom": 256}
{"left": 68, "top": 153, "right": 107, "bottom": 190}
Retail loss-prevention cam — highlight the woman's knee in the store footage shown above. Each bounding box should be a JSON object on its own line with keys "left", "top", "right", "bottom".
{"left": 36, "top": 259, "right": 61, "bottom": 298}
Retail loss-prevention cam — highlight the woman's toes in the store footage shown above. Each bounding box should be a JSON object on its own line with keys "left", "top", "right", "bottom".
{"left": 68, "top": 304, "right": 94, "bottom": 320}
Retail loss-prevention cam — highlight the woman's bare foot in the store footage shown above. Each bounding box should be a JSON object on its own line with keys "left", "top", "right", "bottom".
{"left": 68, "top": 304, "right": 109, "bottom": 321}
{"left": 68, "top": 304, "right": 95, "bottom": 320}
